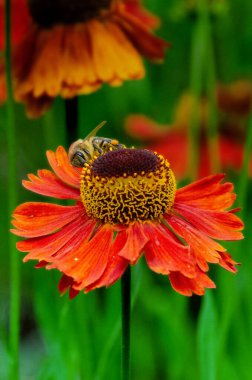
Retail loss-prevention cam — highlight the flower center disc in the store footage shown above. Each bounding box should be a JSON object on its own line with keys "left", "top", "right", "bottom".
{"left": 80, "top": 149, "right": 176, "bottom": 225}
{"left": 28, "top": 0, "right": 112, "bottom": 27}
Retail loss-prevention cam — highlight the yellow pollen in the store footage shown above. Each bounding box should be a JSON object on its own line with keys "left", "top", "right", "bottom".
{"left": 80, "top": 149, "right": 176, "bottom": 225}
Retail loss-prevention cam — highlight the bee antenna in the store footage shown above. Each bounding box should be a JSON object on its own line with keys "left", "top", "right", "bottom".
{"left": 85, "top": 121, "right": 107, "bottom": 139}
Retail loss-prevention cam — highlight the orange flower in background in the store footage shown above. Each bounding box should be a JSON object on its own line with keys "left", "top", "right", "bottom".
{"left": 0, "top": 0, "right": 168, "bottom": 117}
{"left": 11, "top": 133, "right": 243, "bottom": 298}
{"left": 125, "top": 80, "right": 252, "bottom": 179}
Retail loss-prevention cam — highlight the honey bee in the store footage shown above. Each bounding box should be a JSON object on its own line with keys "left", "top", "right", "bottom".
{"left": 68, "top": 121, "right": 125, "bottom": 167}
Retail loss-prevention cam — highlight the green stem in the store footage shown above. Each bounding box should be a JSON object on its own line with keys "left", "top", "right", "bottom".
{"left": 204, "top": 4, "right": 220, "bottom": 174}
{"left": 5, "top": 0, "right": 20, "bottom": 378}
{"left": 188, "top": 0, "right": 206, "bottom": 180}
{"left": 217, "top": 114, "right": 252, "bottom": 370}
{"left": 121, "top": 267, "right": 131, "bottom": 380}
{"left": 238, "top": 114, "right": 252, "bottom": 213}
{"left": 188, "top": 0, "right": 220, "bottom": 179}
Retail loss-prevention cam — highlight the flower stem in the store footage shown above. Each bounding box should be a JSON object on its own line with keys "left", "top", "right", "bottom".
{"left": 204, "top": 3, "right": 220, "bottom": 174}
{"left": 238, "top": 114, "right": 252, "bottom": 213}
{"left": 188, "top": 0, "right": 220, "bottom": 179}
{"left": 121, "top": 267, "right": 131, "bottom": 380}
{"left": 5, "top": 0, "right": 20, "bottom": 378}
{"left": 188, "top": 0, "right": 206, "bottom": 180}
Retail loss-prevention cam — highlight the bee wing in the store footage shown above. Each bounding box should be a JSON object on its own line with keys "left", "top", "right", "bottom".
{"left": 85, "top": 121, "right": 107, "bottom": 140}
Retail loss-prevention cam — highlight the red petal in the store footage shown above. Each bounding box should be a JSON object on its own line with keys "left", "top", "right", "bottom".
{"left": 125, "top": 115, "right": 169, "bottom": 140}
{"left": 123, "top": 0, "right": 160, "bottom": 30}
{"left": 144, "top": 223, "right": 195, "bottom": 277}
{"left": 174, "top": 203, "right": 244, "bottom": 241}
{"left": 113, "top": 8, "right": 168, "bottom": 61}
{"left": 53, "top": 225, "right": 114, "bottom": 289}
{"left": 118, "top": 222, "right": 149, "bottom": 263}
{"left": 166, "top": 214, "right": 225, "bottom": 265}
{"left": 19, "top": 214, "right": 93, "bottom": 263}
{"left": 44, "top": 219, "right": 96, "bottom": 265}
{"left": 0, "top": 0, "right": 30, "bottom": 50}
{"left": 46, "top": 146, "right": 80, "bottom": 188}
{"left": 23, "top": 170, "right": 80, "bottom": 199}
{"left": 85, "top": 231, "right": 129, "bottom": 291}
{"left": 58, "top": 274, "right": 74, "bottom": 295}
{"left": 175, "top": 174, "right": 236, "bottom": 211}
{"left": 58, "top": 274, "right": 80, "bottom": 299}
{"left": 34, "top": 260, "right": 48, "bottom": 268}
{"left": 218, "top": 251, "right": 239, "bottom": 273}
{"left": 11, "top": 202, "right": 83, "bottom": 237}
{"left": 169, "top": 268, "right": 216, "bottom": 296}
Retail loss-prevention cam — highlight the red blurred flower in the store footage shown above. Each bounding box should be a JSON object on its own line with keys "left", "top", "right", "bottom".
{"left": 0, "top": 0, "right": 30, "bottom": 103}
{"left": 125, "top": 80, "right": 252, "bottom": 179}
{"left": 0, "top": 0, "right": 168, "bottom": 116}
{"left": 11, "top": 138, "right": 243, "bottom": 298}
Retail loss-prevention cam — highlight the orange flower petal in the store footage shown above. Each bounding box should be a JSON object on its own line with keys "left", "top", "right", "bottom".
{"left": 23, "top": 169, "right": 80, "bottom": 199}
{"left": 19, "top": 214, "right": 93, "bottom": 264}
{"left": 60, "top": 25, "right": 101, "bottom": 91}
{"left": 144, "top": 223, "right": 195, "bottom": 277}
{"left": 52, "top": 225, "right": 114, "bottom": 289}
{"left": 85, "top": 231, "right": 129, "bottom": 291}
{"left": 11, "top": 202, "right": 83, "bottom": 237}
{"left": 118, "top": 222, "right": 149, "bottom": 263}
{"left": 169, "top": 268, "right": 216, "bottom": 296}
{"left": 175, "top": 174, "right": 236, "bottom": 211}
{"left": 46, "top": 220, "right": 96, "bottom": 268}
{"left": 167, "top": 214, "right": 224, "bottom": 265}
{"left": 87, "top": 19, "right": 144, "bottom": 84}
{"left": 174, "top": 203, "right": 244, "bottom": 241}
{"left": 46, "top": 146, "right": 80, "bottom": 188}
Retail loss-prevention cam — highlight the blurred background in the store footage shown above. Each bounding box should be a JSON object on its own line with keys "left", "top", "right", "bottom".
{"left": 0, "top": 0, "right": 252, "bottom": 379}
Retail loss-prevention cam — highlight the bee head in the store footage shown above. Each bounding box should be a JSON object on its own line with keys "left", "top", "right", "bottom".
{"left": 68, "top": 139, "right": 87, "bottom": 167}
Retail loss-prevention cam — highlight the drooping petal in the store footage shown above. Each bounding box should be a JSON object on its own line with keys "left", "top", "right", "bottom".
{"left": 46, "top": 146, "right": 80, "bottom": 188}
{"left": 87, "top": 20, "right": 144, "bottom": 85}
{"left": 85, "top": 231, "right": 129, "bottom": 292}
{"left": 19, "top": 214, "right": 94, "bottom": 263}
{"left": 53, "top": 225, "right": 114, "bottom": 289}
{"left": 169, "top": 268, "right": 216, "bottom": 296}
{"left": 166, "top": 214, "right": 225, "bottom": 265}
{"left": 45, "top": 219, "right": 96, "bottom": 266}
{"left": 218, "top": 251, "right": 239, "bottom": 273}
{"left": 11, "top": 202, "right": 83, "bottom": 237}
{"left": 60, "top": 24, "right": 101, "bottom": 95}
{"left": 58, "top": 274, "right": 80, "bottom": 299}
{"left": 122, "top": 0, "right": 160, "bottom": 30}
{"left": 34, "top": 260, "right": 48, "bottom": 268}
{"left": 118, "top": 222, "right": 149, "bottom": 263}
{"left": 23, "top": 169, "right": 80, "bottom": 199}
{"left": 114, "top": 6, "right": 168, "bottom": 61}
{"left": 144, "top": 222, "right": 195, "bottom": 278}
{"left": 174, "top": 203, "right": 244, "bottom": 241}
{"left": 175, "top": 174, "right": 236, "bottom": 211}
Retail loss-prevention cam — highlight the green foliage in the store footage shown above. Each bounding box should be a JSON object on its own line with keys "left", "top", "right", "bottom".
{"left": 1, "top": 0, "right": 251, "bottom": 379}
